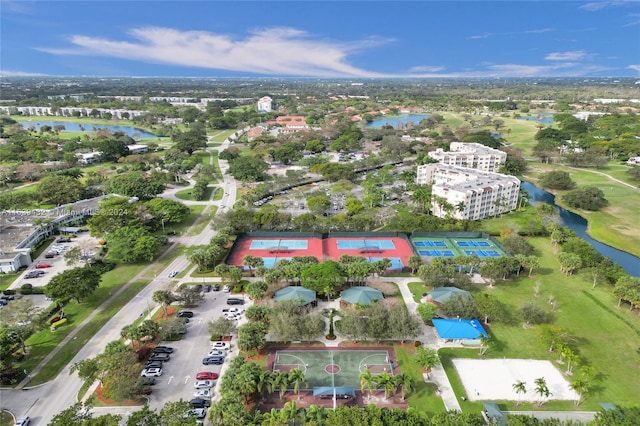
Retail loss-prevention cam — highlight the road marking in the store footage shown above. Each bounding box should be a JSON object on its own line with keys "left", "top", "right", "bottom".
{"left": 168, "top": 375, "right": 174, "bottom": 384}
{"left": 184, "top": 375, "right": 191, "bottom": 384}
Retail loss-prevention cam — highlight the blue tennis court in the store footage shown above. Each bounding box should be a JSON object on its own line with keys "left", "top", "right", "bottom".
{"left": 418, "top": 250, "right": 455, "bottom": 257}
{"left": 456, "top": 240, "right": 491, "bottom": 247}
{"left": 250, "top": 239, "right": 308, "bottom": 250}
{"left": 261, "top": 257, "right": 293, "bottom": 268}
{"left": 336, "top": 239, "right": 396, "bottom": 250}
{"left": 414, "top": 240, "right": 447, "bottom": 247}
{"left": 364, "top": 257, "right": 404, "bottom": 269}
{"left": 464, "top": 250, "right": 501, "bottom": 257}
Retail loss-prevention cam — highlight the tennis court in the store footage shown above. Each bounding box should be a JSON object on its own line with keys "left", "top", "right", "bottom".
{"left": 464, "top": 250, "right": 501, "bottom": 257}
{"left": 413, "top": 240, "right": 448, "bottom": 248}
{"left": 363, "top": 257, "right": 404, "bottom": 269}
{"left": 262, "top": 257, "right": 293, "bottom": 268}
{"left": 250, "top": 239, "right": 309, "bottom": 250}
{"left": 270, "top": 349, "right": 396, "bottom": 388}
{"left": 336, "top": 239, "right": 396, "bottom": 250}
{"left": 456, "top": 240, "right": 492, "bottom": 247}
{"left": 417, "top": 250, "right": 455, "bottom": 257}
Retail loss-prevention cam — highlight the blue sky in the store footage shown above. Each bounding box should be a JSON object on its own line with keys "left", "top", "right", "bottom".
{"left": 1, "top": 1, "right": 639, "bottom": 78}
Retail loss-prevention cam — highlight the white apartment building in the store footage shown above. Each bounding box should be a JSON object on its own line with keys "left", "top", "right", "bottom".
{"left": 0, "top": 106, "right": 146, "bottom": 119}
{"left": 258, "top": 96, "right": 273, "bottom": 113}
{"left": 416, "top": 163, "right": 520, "bottom": 220}
{"left": 428, "top": 142, "right": 506, "bottom": 172}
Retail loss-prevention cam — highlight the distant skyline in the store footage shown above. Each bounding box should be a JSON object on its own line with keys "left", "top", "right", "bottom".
{"left": 1, "top": 1, "right": 639, "bottom": 78}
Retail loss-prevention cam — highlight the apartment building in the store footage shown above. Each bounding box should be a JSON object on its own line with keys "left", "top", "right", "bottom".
{"left": 416, "top": 163, "right": 520, "bottom": 220}
{"left": 428, "top": 142, "right": 506, "bottom": 172}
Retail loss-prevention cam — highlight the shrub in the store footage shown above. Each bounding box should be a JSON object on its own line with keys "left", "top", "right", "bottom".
{"left": 414, "top": 340, "right": 422, "bottom": 348}
{"left": 20, "top": 283, "right": 33, "bottom": 295}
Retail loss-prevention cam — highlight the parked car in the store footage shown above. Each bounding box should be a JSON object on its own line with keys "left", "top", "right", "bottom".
{"left": 193, "top": 389, "right": 213, "bottom": 399}
{"left": 149, "top": 353, "right": 170, "bottom": 362}
{"left": 223, "top": 307, "right": 243, "bottom": 314}
{"left": 177, "top": 310, "right": 194, "bottom": 318}
{"left": 195, "top": 284, "right": 203, "bottom": 292}
{"left": 153, "top": 346, "right": 174, "bottom": 354}
{"left": 193, "top": 380, "right": 215, "bottom": 389}
{"left": 145, "top": 360, "right": 163, "bottom": 369}
{"left": 222, "top": 285, "right": 231, "bottom": 293}
{"left": 45, "top": 252, "right": 56, "bottom": 258}
{"left": 207, "top": 349, "right": 226, "bottom": 357}
{"left": 195, "top": 371, "right": 219, "bottom": 380}
{"left": 0, "top": 299, "right": 7, "bottom": 307}
{"left": 202, "top": 356, "right": 224, "bottom": 365}
{"left": 223, "top": 312, "right": 241, "bottom": 321}
{"left": 35, "top": 263, "right": 51, "bottom": 269}
{"left": 13, "top": 416, "right": 31, "bottom": 426}
{"left": 140, "top": 367, "right": 162, "bottom": 377}
{"left": 210, "top": 342, "right": 230, "bottom": 351}
{"left": 190, "top": 398, "right": 211, "bottom": 408}
{"left": 203, "top": 285, "right": 212, "bottom": 293}
{"left": 226, "top": 298, "right": 244, "bottom": 305}
{"left": 56, "top": 238, "right": 71, "bottom": 243}
{"left": 189, "top": 408, "right": 207, "bottom": 420}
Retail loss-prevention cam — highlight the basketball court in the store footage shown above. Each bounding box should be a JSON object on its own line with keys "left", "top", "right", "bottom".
{"left": 269, "top": 348, "right": 397, "bottom": 388}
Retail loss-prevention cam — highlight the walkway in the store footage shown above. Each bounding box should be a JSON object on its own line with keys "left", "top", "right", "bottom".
{"left": 563, "top": 166, "right": 638, "bottom": 190}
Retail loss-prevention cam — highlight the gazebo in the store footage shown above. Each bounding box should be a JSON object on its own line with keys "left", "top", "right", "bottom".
{"left": 482, "top": 402, "right": 506, "bottom": 425}
{"left": 341, "top": 286, "right": 383, "bottom": 305}
{"left": 426, "top": 287, "right": 471, "bottom": 304}
{"left": 432, "top": 318, "right": 488, "bottom": 345}
{"left": 274, "top": 286, "right": 316, "bottom": 306}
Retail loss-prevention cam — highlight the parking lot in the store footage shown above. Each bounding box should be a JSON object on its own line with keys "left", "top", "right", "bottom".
{"left": 9, "top": 232, "right": 101, "bottom": 292}
{"left": 145, "top": 290, "right": 252, "bottom": 415}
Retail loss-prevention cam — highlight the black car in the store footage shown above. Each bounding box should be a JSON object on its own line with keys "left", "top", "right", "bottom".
{"left": 177, "top": 310, "right": 194, "bottom": 318}
{"left": 212, "top": 284, "right": 220, "bottom": 291}
{"left": 153, "top": 346, "right": 174, "bottom": 354}
{"left": 194, "top": 284, "right": 203, "bottom": 293}
{"left": 149, "top": 353, "right": 171, "bottom": 362}
{"left": 203, "top": 285, "right": 212, "bottom": 293}
{"left": 202, "top": 356, "right": 224, "bottom": 365}
{"left": 56, "top": 238, "right": 71, "bottom": 243}
{"left": 190, "top": 398, "right": 212, "bottom": 408}
{"left": 145, "top": 360, "right": 163, "bottom": 369}
{"left": 226, "top": 298, "right": 245, "bottom": 305}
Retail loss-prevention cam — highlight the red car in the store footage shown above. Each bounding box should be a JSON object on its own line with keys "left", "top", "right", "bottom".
{"left": 195, "top": 372, "right": 218, "bottom": 381}
{"left": 35, "top": 263, "right": 51, "bottom": 269}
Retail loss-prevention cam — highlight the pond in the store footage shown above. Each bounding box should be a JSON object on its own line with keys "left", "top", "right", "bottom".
{"left": 366, "top": 113, "right": 432, "bottom": 128}
{"left": 522, "top": 181, "right": 639, "bottom": 276}
{"left": 20, "top": 120, "right": 160, "bottom": 139}
{"left": 517, "top": 115, "right": 555, "bottom": 125}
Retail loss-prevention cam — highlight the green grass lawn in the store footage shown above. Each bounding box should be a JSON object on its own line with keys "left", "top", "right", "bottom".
{"left": 209, "top": 129, "right": 238, "bottom": 143}
{"left": 525, "top": 162, "right": 640, "bottom": 257}
{"left": 23, "top": 261, "right": 149, "bottom": 384}
{"left": 408, "top": 281, "right": 427, "bottom": 303}
{"left": 395, "top": 345, "right": 445, "bottom": 414}
{"left": 174, "top": 186, "right": 214, "bottom": 201}
{"left": 186, "top": 205, "right": 217, "bottom": 237}
{"left": 0, "top": 273, "right": 20, "bottom": 292}
{"left": 439, "top": 237, "right": 640, "bottom": 410}
{"left": 0, "top": 411, "right": 14, "bottom": 426}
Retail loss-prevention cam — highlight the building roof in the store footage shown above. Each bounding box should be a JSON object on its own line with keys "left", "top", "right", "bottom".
{"left": 483, "top": 402, "right": 505, "bottom": 422}
{"left": 274, "top": 286, "right": 316, "bottom": 306}
{"left": 432, "top": 318, "right": 488, "bottom": 339}
{"left": 341, "top": 286, "right": 383, "bottom": 305}
{"left": 428, "top": 287, "right": 471, "bottom": 304}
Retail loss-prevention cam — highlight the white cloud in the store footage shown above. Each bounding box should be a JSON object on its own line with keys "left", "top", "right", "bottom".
{"left": 579, "top": 1, "right": 636, "bottom": 11}
{"left": 545, "top": 51, "right": 587, "bottom": 61}
{"left": 0, "top": 70, "right": 48, "bottom": 77}
{"left": 37, "top": 26, "right": 392, "bottom": 78}
{"left": 467, "top": 28, "right": 553, "bottom": 39}
{"left": 408, "top": 65, "right": 445, "bottom": 73}
{"left": 628, "top": 65, "right": 640, "bottom": 71}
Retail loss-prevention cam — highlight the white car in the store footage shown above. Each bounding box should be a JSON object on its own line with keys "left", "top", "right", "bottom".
{"left": 207, "top": 349, "right": 226, "bottom": 357}
{"left": 193, "top": 389, "right": 213, "bottom": 399}
{"left": 14, "top": 416, "right": 31, "bottom": 426}
{"left": 223, "top": 313, "right": 240, "bottom": 320}
{"left": 193, "top": 380, "right": 215, "bottom": 389}
{"left": 210, "top": 341, "right": 230, "bottom": 350}
{"left": 222, "top": 285, "right": 231, "bottom": 293}
{"left": 226, "top": 307, "right": 243, "bottom": 314}
{"left": 168, "top": 270, "right": 179, "bottom": 278}
{"left": 141, "top": 367, "right": 163, "bottom": 377}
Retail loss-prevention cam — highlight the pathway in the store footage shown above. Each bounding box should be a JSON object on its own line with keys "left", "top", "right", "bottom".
{"left": 563, "top": 166, "right": 638, "bottom": 190}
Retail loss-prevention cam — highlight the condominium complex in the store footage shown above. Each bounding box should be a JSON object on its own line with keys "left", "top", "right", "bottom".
{"left": 428, "top": 142, "right": 506, "bottom": 172}
{"left": 416, "top": 163, "right": 520, "bottom": 220}
{"left": 258, "top": 96, "right": 273, "bottom": 113}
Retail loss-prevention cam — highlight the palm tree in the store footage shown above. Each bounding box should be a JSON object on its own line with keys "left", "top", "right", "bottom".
{"left": 374, "top": 371, "right": 395, "bottom": 400}
{"left": 261, "top": 408, "right": 282, "bottom": 426}
{"left": 257, "top": 371, "right": 274, "bottom": 398}
{"left": 152, "top": 290, "right": 174, "bottom": 318}
{"left": 512, "top": 380, "right": 527, "bottom": 407}
{"left": 534, "top": 377, "right": 551, "bottom": 407}
{"left": 393, "top": 373, "right": 415, "bottom": 400}
{"left": 274, "top": 371, "right": 290, "bottom": 400}
{"left": 359, "top": 369, "right": 374, "bottom": 400}
{"left": 279, "top": 401, "right": 303, "bottom": 425}
{"left": 305, "top": 404, "right": 328, "bottom": 425}
{"left": 288, "top": 368, "right": 308, "bottom": 400}
{"left": 478, "top": 335, "right": 491, "bottom": 358}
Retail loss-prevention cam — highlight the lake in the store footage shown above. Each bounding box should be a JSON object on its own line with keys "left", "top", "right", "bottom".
{"left": 20, "top": 120, "right": 160, "bottom": 139}
{"left": 366, "top": 113, "right": 432, "bottom": 128}
{"left": 522, "top": 181, "right": 639, "bottom": 276}
{"left": 517, "top": 115, "right": 555, "bottom": 125}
